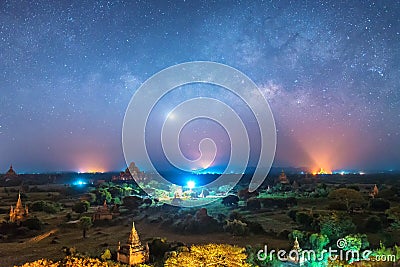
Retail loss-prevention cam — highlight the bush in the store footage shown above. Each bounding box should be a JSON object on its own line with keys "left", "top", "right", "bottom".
{"left": 237, "top": 188, "right": 257, "bottom": 200}
{"left": 295, "top": 212, "right": 313, "bottom": 226}
{"left": 72, "top": 201, "right": 90, "bottom": 214}
{"left": 347, "top": 185, "right": 360, "bottom": 191}
{"left": 379, "top": 188, "right": 397, "bottom": 201}
{"left": 224, "top": 219, "right": 249, "bottom": 236}
{"left": 289, "top": 230, "right": 308, "bottom": 247}
{"left": 30, "top": 201, "right": 60, "bottom": 214}
{"left": 369, "top": 198, "right": 390, "bottom": 211}
{"left": 0, "top": 208, "right": 9, "bottom": 214}
{"left": 16, "top": 226, "right": 30, "bottom": 235}
{"left": 259, "top": 198, "right": 287, "bottom": 209}
{"left": 65, "top": 213, "right": 72, "bottom": 221}
{"left": 228, "top": 211, "right": 243, "bottom": 221}
{"left": 23, "top": 217, "right": 43, "bottom": 230}
{"left": 100, "top": 249, "right": 111, "bottom": 261}
{"left": 122, "top": 196, "right": 143, "bottom": 210}
{"left": 285, "top": 197, "right": 297, "bottom": 206}
{"left": 170, "top": 209, "right": 222, "bottom": 234}
{"left": 43, "top": 203, "right": 59, "bottom": 213}
{"left": 287, "top": 209, "right": 297, "bottom": 221}
{"left": 143, "top": 198, "right": 152, "bottom": 206}
{"left": 246, "top": 198, "right": 261, "bottom": 210}
{"left": 247, "top": 221, "right": 265, "bottom": 234}
{"left": 328, "top": 201, "right": 347, "bottom": 211}
{"left": 342, "top": 234, "right": 369, "bottom": 251}
{"left": 365, "top": 215, "right": 382, "bottom": 233}
{"left": 328, "top": 188, "right": 364, "bottom": 212}
{"left": 165, "top": 244, "right": 251, "bottom": 267}
{"left": 309, "top": 233, "right": 329, "bottom": 252}
{"left": 277, "top": 229, "right": 291, "bottom": 239}
{"left": 320, "top": 214, "right": 356, "bottom": 241}
{"left": 221, "top": 195, "right": 239, "bottom": 206}
{"left": 149, "top": 238, "right": 170, "bottom": 260}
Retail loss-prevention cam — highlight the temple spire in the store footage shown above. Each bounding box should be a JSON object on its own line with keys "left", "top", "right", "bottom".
{"left": 16, "top": 192, "right": 23, "bottom": 209}
{"left": 293, "top": 237, "right": 300, "bottom": 251}
{"left": 128, "top": 221, "right": 141, "bottom": 246}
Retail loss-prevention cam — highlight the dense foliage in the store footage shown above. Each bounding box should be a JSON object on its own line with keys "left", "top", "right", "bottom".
{"left": 164, "top": 244, "right": 251, "bottom": 267}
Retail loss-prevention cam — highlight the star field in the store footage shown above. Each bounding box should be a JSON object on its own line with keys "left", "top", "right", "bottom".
{"left": 0, "top": 0, "right": 399, "bottom": 172}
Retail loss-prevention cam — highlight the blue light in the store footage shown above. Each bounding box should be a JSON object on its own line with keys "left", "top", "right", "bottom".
{"left": 73, "top": 179, "right": 88, "bottom": 186}
{"left": 187, "top": 180, "right": 195, "bottom": 189}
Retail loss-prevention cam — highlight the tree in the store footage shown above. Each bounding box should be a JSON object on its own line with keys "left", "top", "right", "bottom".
{"left": 320, "top": 213, "right": 356, "bottom": 241}
{"left": 365, "top": 215, "right": 382, "bottom": 233}
{"left": 237, "top": 188, "right": 258, "bottom": 200}
{"left": 296, "top": 212, "right": 314, "bottom": 228}
{"left": 221, "top": 195, "right": 239, "bottom": 206}
{"left": 309, "top": 233, "right": 329, "bottom": 252}
{"left": 101, "top": 189, "right": 112, "bottom": 203}
{"left": 379, "top": 188, "right": 397, "bottom": 201}
{"left": 122, "top": 196, "right": 143, "bottom": 210}
{"left": 23, "top": 217, "right": 43, "bottom": 230}
{"left": 342, "top": 234, "right": 369, "bottom": 251}
{"left": 100, "top": 249, "right": 112, "bottom": 261}
{"left": 246, "top": 198, "right": 261, "bottom": 210}
{"left": 113, "top": 197, "right": 122, "bottom": 205}
{"left": 72, "top": 201, "right": 90, "bottom": 214}
{"left": 289, "top": 230, "right": 308, "bottom": 247}
{"left": 30, "top": 201, "right": 59, "bottom": 214}
{"left": 224, "top": 219, "right": 249, "bottom": 236}
{"left": 79, "top": 216, "right": 92, "bottom": 238}
{"left": 164, "top": 244, "right": 251, "bottom": 267}
{"left": 87, "top": 192, "right": 97, "bottom": 203}
{"left": 328, "top": 188, "right": 364, "bottom": 212}
{"left": 369, "top": 198, "right": 390, "bottom": 211}
{"left": 386, "top": 206, "right": 400, "bottom": 229}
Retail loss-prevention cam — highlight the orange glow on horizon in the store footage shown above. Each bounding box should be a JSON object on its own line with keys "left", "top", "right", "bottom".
{"left": 74, "top": 154, "right": 109, "bottom": 174}
{"left": 78, "top": 167, "right": 106, "bottom": 173}
{"left": 312, "top": 167, "right": 332, "bottom": 175}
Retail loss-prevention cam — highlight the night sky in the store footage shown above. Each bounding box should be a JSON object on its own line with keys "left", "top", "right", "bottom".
{"left": 1, "top": 0, "right": 399, "bottom": 173}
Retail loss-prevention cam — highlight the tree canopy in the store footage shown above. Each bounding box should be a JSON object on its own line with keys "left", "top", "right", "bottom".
{"left": 164, "top": 244, "right": 251, "bottom": 267}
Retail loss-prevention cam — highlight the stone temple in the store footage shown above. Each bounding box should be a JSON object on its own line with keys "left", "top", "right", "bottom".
{"left": 5, "top": 164, "right": 18, "bottom": 179}
{"left": 9, "top": 192, "right": 29, "bottom": 224}
{"left": 117, "top": 221, "right": 149, "bottom": 266}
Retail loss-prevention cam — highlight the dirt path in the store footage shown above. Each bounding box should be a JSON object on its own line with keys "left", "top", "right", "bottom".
{"left": 25, "top": 229, "right": 58, "bottom": 244}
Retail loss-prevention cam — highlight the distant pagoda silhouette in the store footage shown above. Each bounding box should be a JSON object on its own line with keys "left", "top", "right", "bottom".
{"left": 5, "top": 164, "right": 18, "bottom": 179}
{"left": 279, "top": 170, "right": 290, "bottom": 184}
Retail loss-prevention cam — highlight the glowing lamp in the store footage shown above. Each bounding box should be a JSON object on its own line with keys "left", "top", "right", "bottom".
{"left": 73, "top": 179, "right": 87, "bottom": 186}
{"left": 187, "top": 181, "right": 195, "bottom": 190}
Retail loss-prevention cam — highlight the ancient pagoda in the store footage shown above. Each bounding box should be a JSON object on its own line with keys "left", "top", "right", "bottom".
{"left": 287, "top": 237, "right": 306, "bottom": 266}
{"left": 92, "top": 200, "right": 113, "bottom": 221}
{"left": 117, "top": 221, "right": 149, "bottom": 266}
{"left": 9, "top": 192, "right": 29, "bottom": 224}
{"left": 5, "top": 164, "right": 18, "bottom": 179}
{"left": 370, "top": 184, "right": 379, "bottom": 198}
{"left": 279, "top": 170, "right": 290, "bottom": 184}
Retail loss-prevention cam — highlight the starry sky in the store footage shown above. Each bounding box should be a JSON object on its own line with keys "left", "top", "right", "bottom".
{"left": 0, "top": 0, "right": 399, "bottom": 173}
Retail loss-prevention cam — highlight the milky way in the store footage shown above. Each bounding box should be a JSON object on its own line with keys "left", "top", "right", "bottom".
{"left": 0, "top": 1, "right": 399, "bottom": 173}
